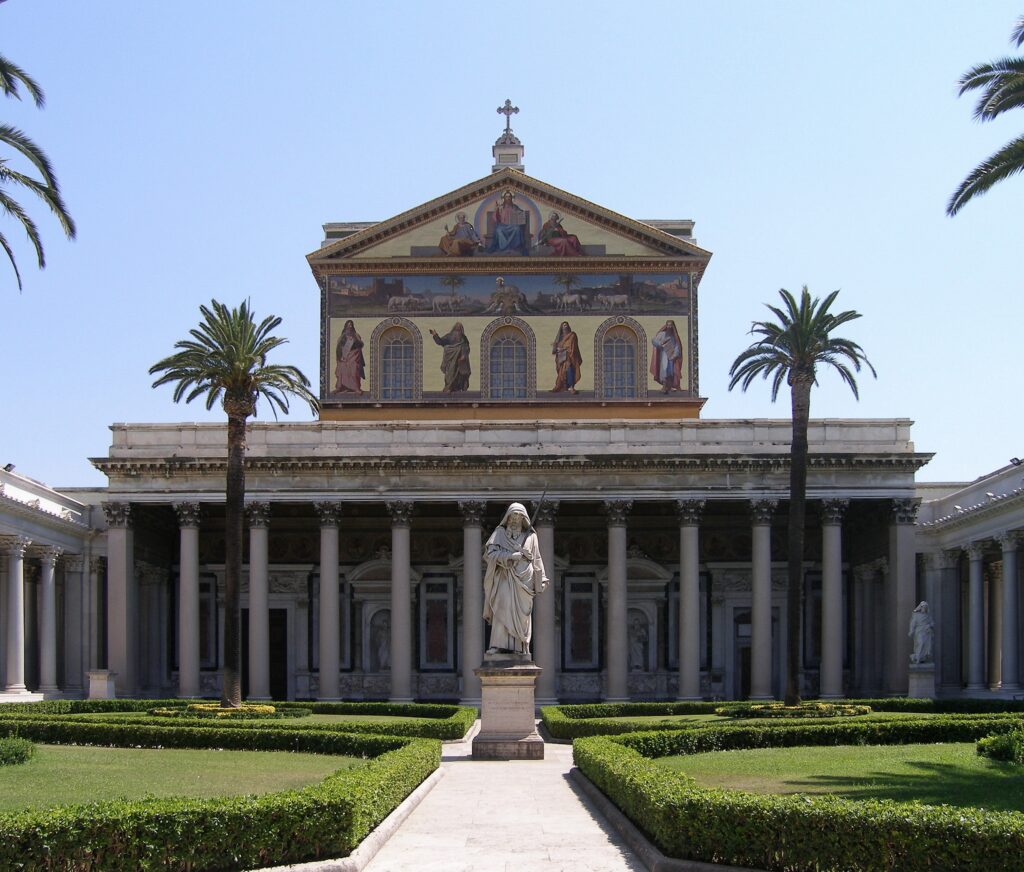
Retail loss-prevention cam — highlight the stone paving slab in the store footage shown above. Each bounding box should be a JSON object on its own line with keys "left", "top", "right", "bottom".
{"left": 362, "top": 728, "right": 646, "bottom": 872}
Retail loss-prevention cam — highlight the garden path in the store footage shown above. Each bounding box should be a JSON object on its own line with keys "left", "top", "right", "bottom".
{"left": 362, "top": 729, "right": 645, "bottom": 872}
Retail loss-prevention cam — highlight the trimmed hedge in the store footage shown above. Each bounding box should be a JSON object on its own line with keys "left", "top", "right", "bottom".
{"left": 150, "top": 704, "right": 313, "bottom": 720}
{"left": 0, "top": 735, "right": 34, "bottom": 766}
{"left": 543, "top": 698, "right": 1024, "bottom": 739}
{"left": 574, "top": 719, "right": 1024, "bottom": 871}
{"left": 0, "top": 699, "right": 476, "bottom": 740}
{"left": 0, "top": 716, "right": 440, "bottom": 871}
{"left": 978, "top": 726, "right": 1024, "bottom": 764}
{"left": 716, "top": 702, "right": 872, "bottom": 719}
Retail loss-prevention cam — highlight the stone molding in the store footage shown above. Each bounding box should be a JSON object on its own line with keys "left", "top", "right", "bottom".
{"left": 603, "top": 499, "right": 633, "bottom": 526}
{"left": 458, "top": 500, "right": 487, "bottom": 526}
{"left": 749, "top": 499, "right": 777, "bottom": 525}
{"left": 314, "top": 501, "right": 343, "bottom": 526}
{"left": 821, "top": 498, "right": 849, "bottom": 525}
{"left": 245, "top": 501, "right": 271, "bottom": 528}
{"left": 675, "top": 498, "right": 705, "bottom": 526}
{"left": 386, "top": 501, "right": 414, "bottom": 527}
{"left": 102, "top": 501, "right": 132, "bottom": 528}
{"left": 0, "top": 534, "right": 31, "bottom": 556}
{"left": 174, "top": 501, "right": 201, "bottom": 529}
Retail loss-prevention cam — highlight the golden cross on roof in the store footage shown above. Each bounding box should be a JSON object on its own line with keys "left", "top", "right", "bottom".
{"left": 497, "top": 99, "right": 519, "bottom": 134}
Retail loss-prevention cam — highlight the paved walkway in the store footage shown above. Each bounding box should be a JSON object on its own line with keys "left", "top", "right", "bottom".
{"left": 363, "top": 730, "right": 646, "bottom": 872}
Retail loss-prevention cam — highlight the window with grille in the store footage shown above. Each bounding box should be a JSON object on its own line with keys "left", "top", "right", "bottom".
{"left": 602, "top": 326, "right": 638, "bottom": 398}
{"left": 488, "top": 327, "right": 527, "bottom": 399}
{"left": 380, "top": 328, "right": 414, "bottom": 399}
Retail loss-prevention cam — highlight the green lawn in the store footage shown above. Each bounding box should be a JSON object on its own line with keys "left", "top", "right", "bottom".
{"left": 655, "top": 742, "right": 1024, "bottom": 812}
{"left": 0, "top": 745, "right": 363, "bottom": 812}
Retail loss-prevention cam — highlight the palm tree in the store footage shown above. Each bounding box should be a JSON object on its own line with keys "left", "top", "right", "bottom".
{"left": 948, "top": 16, "right": 1024, "bottom": 216}
{"left": 440, "top": 274, "right": 464, "bottom": 300}
{"left": 0, "top": 52, "right": 75, "bottom": 290}
{"left": 150, "top": 300, "right": 319, "bottom": 706}
{"left": 729, "top": 287, "right": 875, "bottom": 706}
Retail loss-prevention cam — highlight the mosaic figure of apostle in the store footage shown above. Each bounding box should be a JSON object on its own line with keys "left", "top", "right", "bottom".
{"left": 429, "top": 322, "right": 471, "bottom": 393}
{"left": 438, "top": 212, "right": 482, "bottom": 257}
{"left": 483, "top": 503, "right": 549, "bottom": 655}
{"left": 650, "top": 319, "right": 683, "bottom": 393}
{"left": 551, "top": 321, "right": 582, "bottom": 393}
{"left": 334, "top": 320, "right": 365, "bottom": 394}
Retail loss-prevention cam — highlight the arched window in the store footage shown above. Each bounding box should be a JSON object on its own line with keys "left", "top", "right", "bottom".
{"left": 370, "top": 318, "right": 423, "bottom": 401}
{"left": 480, "top": 317, "right": 536, "bottom": 400}
{"left": 594, "top": 317, "right": 647, "bottom": 399}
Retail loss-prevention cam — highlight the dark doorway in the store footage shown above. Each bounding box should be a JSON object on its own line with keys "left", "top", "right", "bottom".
{"left": 242, "top": 608, "right": 289, "bottom": 701}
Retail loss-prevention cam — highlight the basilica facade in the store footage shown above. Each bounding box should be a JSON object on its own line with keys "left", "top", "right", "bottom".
{"left": 5, "top": 119, "right": 1016, "bottom": 706}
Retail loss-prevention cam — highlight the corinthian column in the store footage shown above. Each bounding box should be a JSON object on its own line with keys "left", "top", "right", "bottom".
{"left": 38, "top": 546, "right": 63, "bottom": 694}
{"left": 387, "top": 501, "right": 414, "bottom": 702}
{"left": 819, "top": 499, "right": 848, "bottom": 699}
{"left": 246, "top": 502, "right": 271, "bottom": 700}
{"left": 998, "top": 532, "right": 1021, "bottom": 692}
{"left": 459, "top": 500, "right": 486, "bottom": 706}
{"left": 3, "top": 536, "right": 31, "bottom": 692}
{"left": 965, "top": 541, "right": 987, "bottom": 691}
{"left": 315, "top": 501, "right": 342, "bottom": 701}
{"left": 103, "top": 502, "right": 136, "bottom": 696}
{"left": 532, "top": 500, "right": 559, "bottom": 704}
{"left": 676, "top": 499, "right": 704, "bottom": 700}
{"left": 604, "top": 500, "right": 632, "bottom": 701}
{"left": 750, "top": 499, "right": 776, "bottom": 700}
{"left": 885, "top": 498, "right": 919, "bottom": 695}
{"left": 174, "top": 502, "right": 201, "bottom": 698}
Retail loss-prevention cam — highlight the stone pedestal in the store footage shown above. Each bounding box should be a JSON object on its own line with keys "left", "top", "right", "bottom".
{"left": 87, "top": 670, "right": 118, "bottom": 699}
{"left": 908, "top": 663, "right": 935, "bottom": 699}
{"left": 473, "top": 655, "right": 543, "bottom": 760}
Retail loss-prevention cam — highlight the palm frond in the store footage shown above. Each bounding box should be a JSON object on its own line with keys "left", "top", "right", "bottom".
{"left": 947, "top": 134, "right": 1024, "bottom": 216}
{"left": 0, "top": 53, "right": 44, "bottom": 107}
{"left": 0, "top": 230, "right": 24, "bottom": 290}
{"left": 0, "top": 191, "right": 45, "bottom": 269}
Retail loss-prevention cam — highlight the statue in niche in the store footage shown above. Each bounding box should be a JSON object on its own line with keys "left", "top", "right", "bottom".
{"left": 370, "top": 610, "right": 391, "bottom": 672}
{"left": 628, "top": 613, "right": 648, "bottom": 671}
{"left": 908, "top": 601, "right": 934, "bottom": 665}
{"left": 483, "top": 502, "right": 549, "bottom": 656}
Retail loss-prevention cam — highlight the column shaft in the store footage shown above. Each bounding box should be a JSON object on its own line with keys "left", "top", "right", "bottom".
{"left": 460, "top": 501, "right": 485, "bottom": 705}
{"left": 4, "top": 538, "right": 30, "bottom": 691}
{"left": 1001, "top": 536, "right": 1020, "bottom": 690}
{"left": 885, "top": 500, "right": 918, "bottom": 695}
{"left": 388, "top": 503, "right": 413, "bottom": 702}
{"left": 750, "top": 520, "right": 773, "bottom": 700}
{"left": 967, "top": 547, "right": 986, "bottom": 690}
{"left": 63, "top": 556, "right": 85, "bottom": 695}
{"left": 38, "top": 550, "right": 60, "bottom": 693}
{"left": 533, "top": 502, "right": 558, "bottom": 704}
{"left": 820, "top": 504, "right": 846, "bottom": 698}
{"left": 104, "top": 504, "right": 136, "bottom": 696}
{"left": 177, "top": 513, "right": 200, "bottom": 698}
{"left": 317, "top": 507, "right": 341, "bottom": 701}
{"left": 677, "top": 499, "right": 704, "bottom": 700}
{"left": 606, "top": 520, "right": 628, "bottom": 700}
{"left": 247, "top": 504, "right": 270, "bottom": 700}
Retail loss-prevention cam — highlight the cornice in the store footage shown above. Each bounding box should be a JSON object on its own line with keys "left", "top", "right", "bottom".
{"left": 0, "top": 489, "right": 91, "bottom": 533}
{"left": 90, "top": 451, "right": 932, "bottom": 479}
{"left": 918, "top": 485, "right": 1024, "bottom": 535}
{"left": 311, "top": 256, "right": 708, "bottom": 278}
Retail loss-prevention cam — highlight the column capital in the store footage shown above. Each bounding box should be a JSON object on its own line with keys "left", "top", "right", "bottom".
{"left": 245, "top": 501, "right": 271, "bottom": 528}
{"left": 90, "top": 556, "right": 106, "bottom": 575}
{"left": 138, "top": 562, "right": 169, "bottom": 585}
{"left": 890, "top": 498, "right": 920, "bottom": 525}
{"left": 174, "top": 501, "right": 202, "bottom": 529}
{"left": 603, "top": 499, "right": 632, "bottom": 526}
{"left": 386, "top": 500, "right": 414, "bottom": 527}
{"left": 314, "top": 501, "right": 343, "bottom": 527}
{"left": 820, "top": 498, "right": 849, "bottom": 525}
{"left": 102, "top": 501, "right": 133, "bottom": 528}
{"left": 964, "top": 540, "right": 988, "bottom": 561}
{"left": 0, "top": 534, "right": 31, "bottom": 557}
{"left": 38, "top": 545, "right": 63, "bottom": 567}
{"left": 675, "top": 499, "right": 705, "bottom": 526}
{"left": 532, "top": 499, "right": 559, "bottom": 527}
{"left": 749, "top": 499, "right": 777, "bottom": 525}
{"left": 64, "top": 554, "right": 85, "bottom": 573}
{"left": 996, "top": 530, "right": 1024, "bottom": 551}
{"left": 458, "top": 500, "right": 487, "bottom": 526}
{"left": 924, "top": 549, "right": 960, "bottom": 571}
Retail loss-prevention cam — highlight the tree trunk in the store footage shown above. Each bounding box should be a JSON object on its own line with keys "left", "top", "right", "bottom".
{"left": 221, "top": 412, "right": 247, "bottom": 707}
{"left": 786, "top": 377, "right": 812, "bottom": 706}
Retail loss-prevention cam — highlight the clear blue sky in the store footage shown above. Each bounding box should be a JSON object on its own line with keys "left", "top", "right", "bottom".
{"left": 3, "top": 1, "right": 1020, "bottom": 487}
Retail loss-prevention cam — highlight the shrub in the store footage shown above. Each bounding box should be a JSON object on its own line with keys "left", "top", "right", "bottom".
{"left": 716, "top": 702, "right": 871, "bottom": 719}
{"left": 574, "top": 720, "right": 1024, "bottom": 871}
{"left": 0, "top": 717, "right": 439, "bottom": 871}
{"left": 0, "top": 736, "right": 34, "bottom": 766}
{"left": 978, "top": 726, "right": 1024, "bottom": 764}
{"left": 150, "top": 704, "right": 312, "bottom": 720}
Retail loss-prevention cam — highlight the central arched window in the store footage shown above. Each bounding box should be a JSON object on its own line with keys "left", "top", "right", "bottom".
{"left": 488, "top": 326, "right": 527, "bottom": 399}
{"left": 370, "top": 318, "right": 422, "bottom": 401}
{"left": 602, "top": 326, "right": 638, "bottom": 398}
